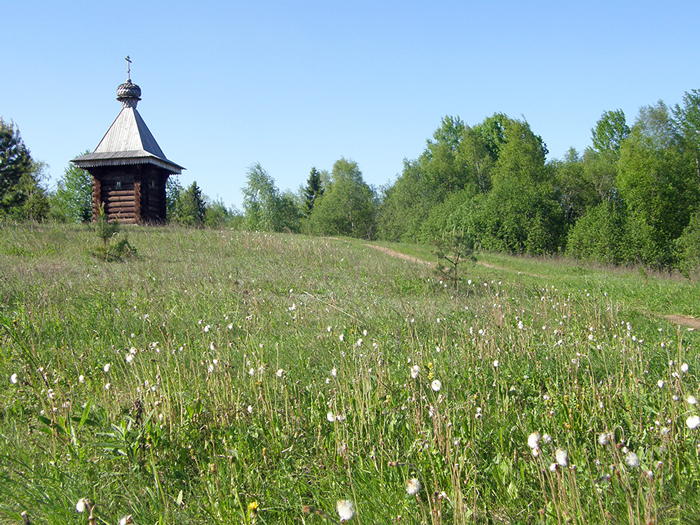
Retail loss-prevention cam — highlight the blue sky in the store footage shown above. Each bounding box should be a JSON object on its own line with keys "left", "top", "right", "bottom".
{"left": 4, "top": 1, "right": 700, "bottom": 210}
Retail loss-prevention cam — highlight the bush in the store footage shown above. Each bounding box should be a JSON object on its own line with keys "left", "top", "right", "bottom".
{"left": 676, "top": 211, "right": 700, "bottom": 277}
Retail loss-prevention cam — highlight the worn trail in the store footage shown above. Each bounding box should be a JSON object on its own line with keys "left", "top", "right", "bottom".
{"left": 365, "top": 244, "right": 699, "bottom": 331}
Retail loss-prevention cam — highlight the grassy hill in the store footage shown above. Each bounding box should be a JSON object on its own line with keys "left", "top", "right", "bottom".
{"left": 1, "top": 223, "right": 699, "bottom": 524}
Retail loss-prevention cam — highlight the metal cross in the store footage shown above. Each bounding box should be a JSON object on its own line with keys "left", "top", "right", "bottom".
{"left": 125, "top": 55, "right": 132, "bottom": 81}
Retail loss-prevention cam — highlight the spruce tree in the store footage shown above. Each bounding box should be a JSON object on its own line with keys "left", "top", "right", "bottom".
{"left": 0, "top": 118, "right": 34, "bottom": 214}
{"left": 302, "top": 167, "right": 324, "bottom": 217}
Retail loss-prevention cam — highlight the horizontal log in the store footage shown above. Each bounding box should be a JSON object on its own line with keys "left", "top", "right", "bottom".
{"left": 106, "top": 195, "right": 135, "bottom": 203}
{"left": 107, "top": 206, "right": 135, "bottom": 214}
{"left": 103, "top": 189, "right": 134, "bottom": 197}
{"left": 107, "top": 201, "right": 135, "bottom": 208}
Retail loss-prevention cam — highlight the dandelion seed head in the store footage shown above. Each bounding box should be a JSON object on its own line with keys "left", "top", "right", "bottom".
{"left": 688, "top": 395, "right": 698, "bottom": 405}
{"left": 542, "top": 433, "right": 552, "bottom": 444}
{"left": 527, "top": 432, "right": 540, "bottom": 450}
{"left": 10, "top": 373, "right": 18, "bottom": 384}
{"left": 682, "top": 363, "right": 689, "bottom": 373}
{"left": 336, "top": 500, "right": 355, "bottom": 522}
{"left": 626, "top": 452, "right": 640, "bottom": 469}
{"left": 276, "top": 369, "right": 284, "bottom": 378}
{"left": 103, "top": 363, "right": 111, "bottom": 373}
{"left": 76, "top": 498, "right": 88, "bottom": 513}
{"left": 555, "top": 448, "right": 568, "bottom": 467}
{"left": 410, "top": 365, "right": 420, "bottom": 379}
{"left": 431, "top": 379, "right": 442, "bottom": 392}
{"left": 598, "top": 433, "right": 609, "bottom": 446}
{"left": 686, "top": 415, "right": 700, "bottom": 429}
{"left": 406, "top": 477, "right": 421, "bottom": 496}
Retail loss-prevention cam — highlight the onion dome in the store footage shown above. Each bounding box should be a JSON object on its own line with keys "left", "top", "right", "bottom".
{"left": 117, "top": 80, "right": 142, "bottom": 108}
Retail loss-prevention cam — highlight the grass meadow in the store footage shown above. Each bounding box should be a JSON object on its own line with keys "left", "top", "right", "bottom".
{"left": 1, "top": 222, "right": 699, "bottom": 524}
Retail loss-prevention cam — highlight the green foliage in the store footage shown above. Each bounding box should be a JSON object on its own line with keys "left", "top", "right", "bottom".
{"left": 0, "top": 118, "right": 49, "bottom": 220}
{"left": 590, "top": 109, "right": 630, "bottom": 154}
{"left": 242, "top": 163, "right": 299, "bottom": 232}
{"left": 50, "top": 154, "right": 93, "bottom": 223}
{"left": 378, "top": 116, "right": 494, "bottom": 243}
{"left": 617, "top": 102, "right": 699, "bottom": 267}
{"left": 301, "top": 167, "right": 324, "bottom": 217}
{"left": 475, "top": 120, "right": 565, "bottom": 254}
{"left": 307, "top": 158, "right": 376, "bottom": 238}
{"left": 204, "top": 197, "right": 241, "bottom": 229}
{"left": 376, "top": 159, "right": 428, "bottom": 242}
{"left": 174, "top": 181, "right": 207, "bottom": 227}
{"left": 165, "top": 176, "right": 183, "bottom": 221}
{"left": 0, "top": 118, "right": 33, "bottom": 213}
{"left": 89, "top": 204, "right": 136, "bottom": 261}
{"left": 675, "top": 211, "right": 700, "bottom": 277}
{"left": 566, "top": 200, "right": 628, "bottom": 264}
{"left": 433, "top": 225, "right": 476, "bottom": 297}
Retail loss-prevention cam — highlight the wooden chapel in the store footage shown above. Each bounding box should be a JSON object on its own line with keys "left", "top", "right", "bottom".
{"left": 72, "top": 58, "right": 184, "bottom": 224}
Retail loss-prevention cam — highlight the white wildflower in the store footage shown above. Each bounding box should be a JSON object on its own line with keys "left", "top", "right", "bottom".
{"left": 431, "top": 380, "right": 442, "bottom": 392}
{"left": 10, "top": 373, "right": 18, "bottom": 384}
{"left": 555, "top": 448, "right": 568, "bottom": 467}
{"left": 336, "top": 499, "right": 355, "bottom": 522}
{"left": 688, "top": 395, "right": 697, "bottom": 405}
{"left": 331, "top": 367, "right": 337, "bottom": 378}
{"left": 327, "top": 411, "right": 336, "bottom": 423}
{"left": 125, "top": 353, "right": 135, "bottom": 364}
{"left": 686, "top": 415, "right": 700, "bottom": 429}
{"left": 681, "top": 363, "right": 689, "bottom": 373}
{"left": 75, "top": 498, "right": 88, "bottom": 513}
{"left": 103, "top": 363, "right": 111, "bottom": 373}
{"left": 410, "top": 365, "right": 420, "bottom": 379}
{"left": 78, "top": 375, "right": 85, "bottom": 384}
{"left": 626, "top": 452, "right": 640, "bottom": 469}
{"left": 657, "top": 379, "right": 665, "bottom": 389}
{"left": 598, "top": 433, "right": 609, "bottom": 446}
{"left": 406, "top": 478, "right": 421, "bottom": 496}
{"left": 542, "top": 433, "right": 552, "bottom": 444}
{"left": 276, "top": 369, "right": 284, "bottom": 378}
{"left": 527, "top": 432, "right": 540, "bottom": 450}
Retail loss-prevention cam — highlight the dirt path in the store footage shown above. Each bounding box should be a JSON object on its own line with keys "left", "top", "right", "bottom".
{"left": 364, "top": 244, "right": 699, "bottom": 330}
{"left": 365, "top": 244, "right": 434, "bottom": 266}
{"left": 665, "top": 315, "right": 700, "bottom": 330}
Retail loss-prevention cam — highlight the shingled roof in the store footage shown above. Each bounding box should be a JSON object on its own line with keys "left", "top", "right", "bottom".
{"left": 72, "top": 78, "right": 184, "bottom": 174}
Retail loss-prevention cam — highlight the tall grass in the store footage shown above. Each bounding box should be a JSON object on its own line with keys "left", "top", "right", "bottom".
{"left": 1, "top": 223, "right": 699, "bottom": 524}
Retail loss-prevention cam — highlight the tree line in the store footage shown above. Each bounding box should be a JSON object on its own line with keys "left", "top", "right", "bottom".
{"left": 2, "top": 89, "right": 700, "bottom": 273}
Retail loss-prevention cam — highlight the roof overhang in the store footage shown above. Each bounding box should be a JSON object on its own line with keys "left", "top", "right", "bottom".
{"left": 72, "top": 150, "right": 184, "bottom": 175}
